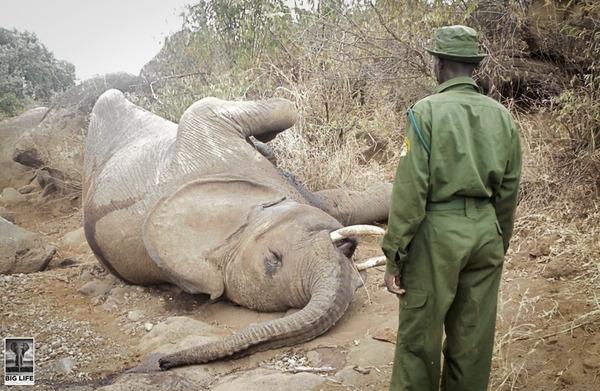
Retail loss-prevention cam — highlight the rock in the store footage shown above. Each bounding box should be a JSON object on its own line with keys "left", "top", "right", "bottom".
{"left": 98, "top": 366, "right": 216, "bottom": 390}
{"left": 306, "top": 347, "right": 346, "bottom": 370}
{"left": 0, "top": 206, "right": 15, "bottom": 223}
{"left": 0, "top": 217, "right": 55, "bottom": 274}
{"left": 55, "top": 258, "right": 79, "bottom": 268}
{"left": 13, "top": 73, "right": 143, "bottom": 187}
{"left": 0, "top": 187, "right": 26, "bottom": 206}
{"left": 52, "top": 357, "right": 76, "bottom": 375}
{"left": 101, "top": 286, "right": 129, "bottom": 311}
{"left": 371, "top": 327, "right": 397, "bottom": 344}
{"left": 128, "top": 310, "right": 144, "bottom": 322}
{"left": 139, "top": 316, "right": 228, "bottom": 354}
{"left": 211, "top": 369, "right": 326, "bottom": 391}
{"left": 60, "top": 227, "right": 89, "bottom": 252}
{"left": 0, "top": 162, "right": 34, "bottom": 192}
{"left": 346, "top": 336, "right": 395, "bottom": 368}
{"left": 334, "top": 365, "right": 379, "bottom": 388}
{"left": 78, "top": 279, "right": 113, "bottom": 297}
{"left": 542, "top": 259, "right": 577, "bottom": 279}
{"left": 18, "top": 182, "right": 39, "bottom": 194}
{"left": 144, "top": 322, "right": 154, "bottom": 332}
{"left": 0, "top": 107, "right": 46, "bottom": 190}
{"left": 583, "top": 357, "right": 600, "bottom": 369}
{"left": 352, "top": 365, "right": 370, "bottom": 374}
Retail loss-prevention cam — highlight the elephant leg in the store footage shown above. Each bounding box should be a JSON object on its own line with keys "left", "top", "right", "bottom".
{"left": 182, "top": 97, "right": 296, "bottom": 143}
{"left": 313, "top": 183, "right": 392, "bottom": 226}
{"left": 249, "top": 137, "right": 277, "bottom": 165}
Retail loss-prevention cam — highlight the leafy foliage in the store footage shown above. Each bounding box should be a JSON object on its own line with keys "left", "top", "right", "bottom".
{"left": 0, "top": 28, "right": 76, "bottom": 117}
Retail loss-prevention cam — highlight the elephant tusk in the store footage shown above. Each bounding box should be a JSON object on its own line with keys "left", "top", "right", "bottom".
{"left": 355, "top": 256, "right": 386, "bottom": 271}
{"left": 330, "top": 225, "right": 385, "bottom": 242}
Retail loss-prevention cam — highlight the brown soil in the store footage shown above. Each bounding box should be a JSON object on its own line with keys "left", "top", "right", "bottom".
{"left": 1, "top": 185, "right": 599, "bottom": 390}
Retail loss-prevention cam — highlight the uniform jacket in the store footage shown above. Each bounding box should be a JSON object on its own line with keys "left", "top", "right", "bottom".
{"left": 381, "top": 76, "right": 522, "bottom": 275}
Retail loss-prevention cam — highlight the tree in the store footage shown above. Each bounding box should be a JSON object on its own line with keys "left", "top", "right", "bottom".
{"left": 0, "top": 28, "right": 76, "bottom": 116}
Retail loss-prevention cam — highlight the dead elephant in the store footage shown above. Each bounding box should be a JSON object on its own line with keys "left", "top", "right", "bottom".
{"left": 83, "top": 90, "right": 391, "bottom": 369}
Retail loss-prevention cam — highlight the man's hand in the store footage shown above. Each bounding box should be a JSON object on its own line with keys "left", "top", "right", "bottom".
{"left": 384, "top": 271, "right": 405, "bottom": 296}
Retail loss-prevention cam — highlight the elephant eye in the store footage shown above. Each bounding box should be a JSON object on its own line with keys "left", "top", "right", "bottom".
{"left": 264, "top": 250, "right": 282, "bottom": 276}
{"left": 269, "top": 250, "right": 282, "bottom": 264}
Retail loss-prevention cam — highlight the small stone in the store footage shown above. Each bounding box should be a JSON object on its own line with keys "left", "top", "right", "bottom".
{"left": 144, "top": 322, "right": 154, "bottom": 332}
{"left": 372, "top": 327, "right": 397, "bottom": 344}
{"left": 53, "top": 357, "right": 76, "bottom": 375}
{"left": 127, "top": 310, "right": 143, "bottom": 322}
{"left": 352, "top": 365, "right": 370, "bottom": 375}
{"left": 583, "top": 357, "right": 600, "bottom": 369}
{"left": 78, "top": 280, "right": 113, "bottom": 297}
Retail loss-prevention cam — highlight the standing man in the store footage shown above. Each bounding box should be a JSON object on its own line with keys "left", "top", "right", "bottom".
{"left": 381, "top": 25, "right": 522, "bottom": 391}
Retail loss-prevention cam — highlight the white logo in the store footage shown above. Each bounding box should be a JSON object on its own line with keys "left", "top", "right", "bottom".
{"left": 4, "top": 337, "right": 35, "bottom": 386}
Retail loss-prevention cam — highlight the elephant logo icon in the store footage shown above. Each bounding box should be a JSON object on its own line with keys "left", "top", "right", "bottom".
{"left": 4, "top": 337, "right": 35, "bottom": 386}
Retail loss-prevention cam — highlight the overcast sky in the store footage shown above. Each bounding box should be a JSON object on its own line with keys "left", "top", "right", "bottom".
{"left": 0, "top": 0, "right": 195, "bottom": 81}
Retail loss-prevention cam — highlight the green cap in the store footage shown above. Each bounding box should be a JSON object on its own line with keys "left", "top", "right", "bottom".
{"left": 426, "top": 25, "right": 487, "bottom": 63}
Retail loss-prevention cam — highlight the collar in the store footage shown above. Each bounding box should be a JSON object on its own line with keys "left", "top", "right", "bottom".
{"left": 435, "top": 76, "right": 479, "bottom": 94}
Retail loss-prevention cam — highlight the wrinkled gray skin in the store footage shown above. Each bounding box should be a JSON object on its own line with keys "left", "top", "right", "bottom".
{"left": 83, "top": 90, "right": 391, "bottom": 369}
{"left": 10, "top": 342, "right": 30, "bottom": 371}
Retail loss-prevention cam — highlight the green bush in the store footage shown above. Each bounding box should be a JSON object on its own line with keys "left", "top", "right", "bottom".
{"left": 0, "top": 92, "right": 25, "bottom": 118}
{"left": 0, "top": 28, "right": 76, "bottom": 117}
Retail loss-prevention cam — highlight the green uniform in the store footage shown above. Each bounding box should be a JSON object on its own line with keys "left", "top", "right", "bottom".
{"left": 381, "top": 76, "right": 522, "bottom": 391}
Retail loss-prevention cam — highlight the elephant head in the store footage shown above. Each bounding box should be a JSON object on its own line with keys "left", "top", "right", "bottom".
{"left": 143, "top": 176, "right": 374, "bottom": 368}
{"left": 10, "top": 341, "right": 30, "bottom": 369}
{"left": 84, "top": 91, "right": 388, "bottom": 369}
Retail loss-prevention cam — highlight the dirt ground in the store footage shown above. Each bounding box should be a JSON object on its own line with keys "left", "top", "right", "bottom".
{"left": 1, "top": 184, "right": 599, "bottom": 390}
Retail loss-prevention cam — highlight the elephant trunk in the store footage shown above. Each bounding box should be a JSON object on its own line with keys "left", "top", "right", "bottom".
{"left": 158, "top": 253, "right": 354, "bottom": 369}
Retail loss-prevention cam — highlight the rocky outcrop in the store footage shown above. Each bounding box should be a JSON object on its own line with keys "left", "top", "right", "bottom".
{"left": 0, "top": 217, "right": 55, "bottom": 274}
{"left": 12, "top": 73, "right": 144, "bottom": 191}
{"left": 0, "top": 107, "right": 47, "bottom": 190}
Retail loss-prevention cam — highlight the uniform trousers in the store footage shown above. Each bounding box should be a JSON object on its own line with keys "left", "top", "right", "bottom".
{"left": 390, "top": 200, "right": 505, "bottom": 391}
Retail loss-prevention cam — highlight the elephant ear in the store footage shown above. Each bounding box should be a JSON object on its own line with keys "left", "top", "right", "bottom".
{"left": 143, "top": 176, "right": 285, "bottom": 299}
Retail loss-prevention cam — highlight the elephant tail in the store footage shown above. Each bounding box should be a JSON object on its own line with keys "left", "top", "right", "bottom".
{"left": 157, "top": 251, "right": 354, "bottom": 369}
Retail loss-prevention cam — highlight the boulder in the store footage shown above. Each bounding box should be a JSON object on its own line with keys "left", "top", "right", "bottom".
{"left": 139, "top": 316, "right": 228, "bottom": 355}
{"left": 0, "top": 162, "right": 35, "bottom": 192}
{"left": 0, "top": 107, "right": 47, "bottom": 190}
{"left": 0, "top": 187, "right": 26, "bottom": 206}
{"left": 0, "top": 217, "right": 55, "bottom": 274}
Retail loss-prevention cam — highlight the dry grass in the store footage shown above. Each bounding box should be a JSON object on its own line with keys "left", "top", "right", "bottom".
{"left": 486, "top": 112, "right": 600, "bottom": 390}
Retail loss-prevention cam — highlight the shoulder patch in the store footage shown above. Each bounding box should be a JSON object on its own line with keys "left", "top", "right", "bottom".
{"left": 400, "top": 137, "right": 411, "bottom": 157}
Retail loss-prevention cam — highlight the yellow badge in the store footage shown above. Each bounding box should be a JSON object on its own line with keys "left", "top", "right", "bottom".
{"left": 400, "top": 137, "right": 411, "bottom": 157}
